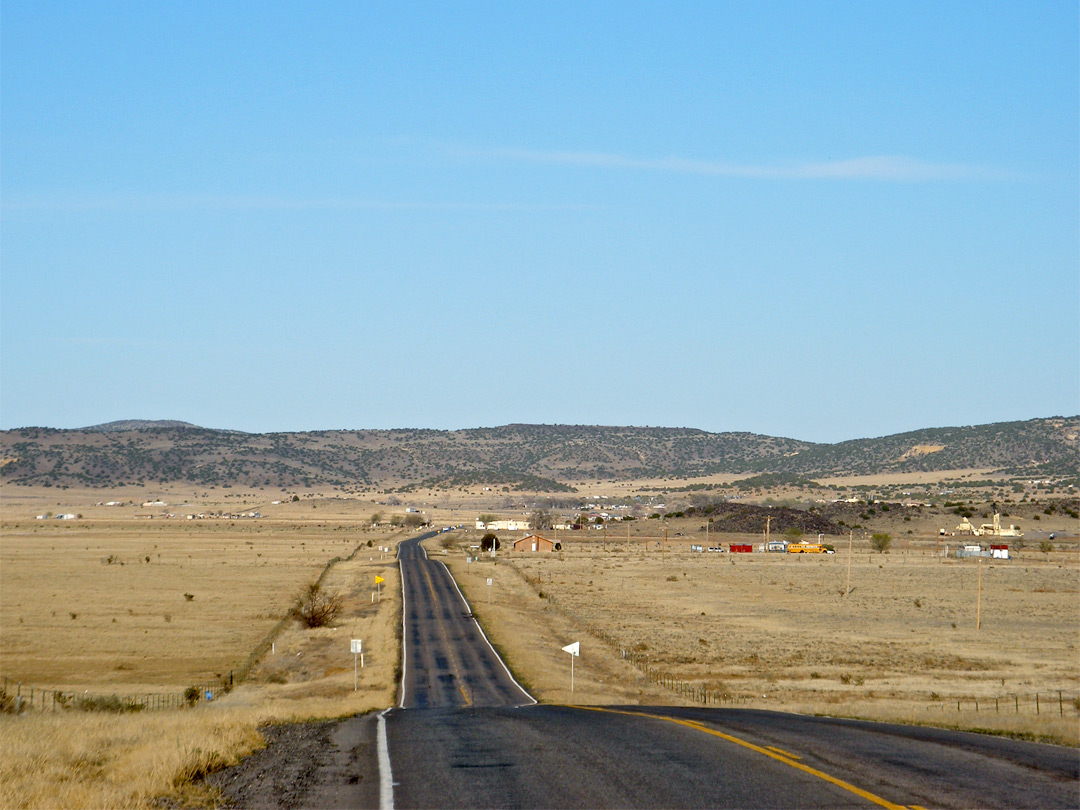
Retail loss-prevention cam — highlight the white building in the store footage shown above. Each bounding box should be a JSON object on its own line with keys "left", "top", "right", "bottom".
{"left": 476, "top": 519, "right": 531, "bottom": 531}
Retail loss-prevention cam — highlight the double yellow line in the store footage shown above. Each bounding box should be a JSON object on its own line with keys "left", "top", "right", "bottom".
{"left": 568, "top": 706, "right": 918, "bottom": 810}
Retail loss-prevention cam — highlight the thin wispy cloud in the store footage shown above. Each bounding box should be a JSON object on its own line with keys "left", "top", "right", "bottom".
{"left": 1, "top": 193, "right": 599, "bottom": 215}
{"left": 478, "top": 147, "right": 1016, "bottom": 182}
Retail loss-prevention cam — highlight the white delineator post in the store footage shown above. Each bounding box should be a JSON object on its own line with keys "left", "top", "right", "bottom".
{"left": 351, "top": 639, "right": 362, "bottom": 690}
{"left": 562, "top": 641, "right": 580, "bottom": 691}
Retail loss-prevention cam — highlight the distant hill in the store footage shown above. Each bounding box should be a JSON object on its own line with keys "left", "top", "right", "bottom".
{"left": 1, "top": 417, "right": 1075, "bottom": 491}
{"left": 80, "top": 420, "right": 202, "bottom": 432}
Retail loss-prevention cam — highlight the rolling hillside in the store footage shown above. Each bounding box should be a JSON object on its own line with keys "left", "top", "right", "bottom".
{"left": 1, "top": 417, "right": 1075, "bottom": 491}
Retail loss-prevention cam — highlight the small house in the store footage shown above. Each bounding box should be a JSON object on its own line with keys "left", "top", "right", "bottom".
{"left": 513, "top": 534, "right": 557, "bottom": 552}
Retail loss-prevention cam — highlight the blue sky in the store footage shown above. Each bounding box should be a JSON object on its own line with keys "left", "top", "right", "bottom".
{"left": 2, "top": 1, "right": 1077, "bottom": 443}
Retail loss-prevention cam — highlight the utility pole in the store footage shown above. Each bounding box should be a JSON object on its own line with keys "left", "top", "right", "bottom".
{"left": 976, "top": 558, "right": 983, "bottom": 631}
{"left": 845, "top": 529, "right": 853, "bottom": 596}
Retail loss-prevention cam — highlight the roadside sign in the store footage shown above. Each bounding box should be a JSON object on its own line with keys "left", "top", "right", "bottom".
{"left": 486, "top": 577, "right": 493, "bottom": 586}
{"left": 562, "top": 641, "right": 580, "bottom": 692}
{"left": 374, "top": 575, "right": 385, "bottom": 584}
{"left": 351, "top": 639, "right": 363, "bottom": 689}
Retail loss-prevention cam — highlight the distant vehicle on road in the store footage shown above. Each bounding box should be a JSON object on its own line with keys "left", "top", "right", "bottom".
{"left": 787, "top": 542, "right": 832, "bottom": 554}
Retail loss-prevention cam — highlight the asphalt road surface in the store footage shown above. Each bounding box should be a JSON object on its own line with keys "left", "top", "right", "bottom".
{"left": 215, "top": 533, "right": 1079, "bottom": 809}
{"left": 397, "top": 531, "right": 534, "bottom": 709}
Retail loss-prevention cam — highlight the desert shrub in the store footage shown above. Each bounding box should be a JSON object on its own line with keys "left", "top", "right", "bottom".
{"left": 870, "top": 533, "right": 892, "bottom": 553}
{"left": 184, "top": 593, "right": 194, "bottom": 601}
{"left": 0, "top": 688, "right": 15, "bottom": 713}
{"left": 293, "top": 582, "right": 343, "bottom": 628}
{"left": 1039, "top": 541, "right": 1054, "bottom": 553}
{"left": 184, "top": 686, "right": 201, "bottom": 706}
{"left": 75, "top": 694, "right": 144, "bottom": 713}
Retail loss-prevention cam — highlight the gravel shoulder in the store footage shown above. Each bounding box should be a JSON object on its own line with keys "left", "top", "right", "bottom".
{"left": 207, "top": 713, "right": 381, "bottom": 810}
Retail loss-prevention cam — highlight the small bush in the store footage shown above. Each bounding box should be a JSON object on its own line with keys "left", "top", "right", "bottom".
{"left": 293, "top": 582, "right": 344, "bottom": 628}
{"left": 870, "top": 533, "right": 892, "bottom": 553}
{"left": 184, "top": 593, "right": 194, "bottom": 601}
{"left": 184, "top": 685, "right": 201, "bottom": 706}
{"left": 75, "top": 694, "right": 144, "bottom": 713}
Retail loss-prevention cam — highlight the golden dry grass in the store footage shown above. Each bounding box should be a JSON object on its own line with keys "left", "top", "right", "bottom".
{"left": 0, "top": 521, "right": 387, "bottom": 691}
{"left": 0, "top": 499, "right": 404, "bottom": 809}
{"left": 436, "top": 530, "right": 1080, "bottom": 745}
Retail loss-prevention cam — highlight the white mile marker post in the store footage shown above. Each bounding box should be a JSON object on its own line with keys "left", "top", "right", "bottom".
{"left": 562, "top": 641, "right": 580, "bottom": 692}
{"left": 351, "top": 639, "right": 362, "bottom": 691}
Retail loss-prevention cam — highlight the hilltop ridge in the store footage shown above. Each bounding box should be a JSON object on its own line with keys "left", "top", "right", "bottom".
{"left": 2, "top": 416, "right": 1075, "bottom": 491}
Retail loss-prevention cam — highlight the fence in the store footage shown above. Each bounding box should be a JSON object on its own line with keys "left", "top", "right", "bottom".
{"left": 502, "top": 557, "right": 1080, "bottom": 715}
{"left": 505, "top": 557, "right": 749, "bottom": 706}
{"left": 2, "top": 535, "right": 400, "bottom": 715}
{"left": 928, "top": 691, "right": 1079, "bottom": 717}
{"left": 1, "top": 673, "right": 233, "bottom": 714}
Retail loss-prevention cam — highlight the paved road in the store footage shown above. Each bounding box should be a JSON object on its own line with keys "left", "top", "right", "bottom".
{"left": 382, "top": 534, "right": 1079, "bottom": 808}
{"left": 218, "top": 533, "right": 1078, "bottom": 809}
{"left": 397, "top": 531, "right": 533, "bottom": 709}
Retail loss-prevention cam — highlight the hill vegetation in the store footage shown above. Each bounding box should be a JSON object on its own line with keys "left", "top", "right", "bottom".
{"left": 1, "top": 417, "right": 1075, "bottom": 491}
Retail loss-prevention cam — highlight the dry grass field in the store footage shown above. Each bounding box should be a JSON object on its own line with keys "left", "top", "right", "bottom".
{"left": 0, "top": 479, "right": 1076, "bottom": 807}
{"left": 437, "top": 526, "right": 1080, "bottom": 746}
{"left": 0, "top": 486, "right": 405, "bottom": 809}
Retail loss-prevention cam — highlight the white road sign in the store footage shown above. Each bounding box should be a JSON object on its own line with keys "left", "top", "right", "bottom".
{"left": 562, "top": 641, "right": 580, "bottom": 657}
{"left": 351, "top": 639, "right": 362, "bottom": 654}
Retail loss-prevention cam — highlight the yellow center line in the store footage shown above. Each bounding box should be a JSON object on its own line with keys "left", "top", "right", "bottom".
{"left": 766, "top": 745, "right": 802, "bottom": 760}
{"left": 565, "top": 706, "right": 905, "bottom": 810}
{"left": 421, "top": 563, "right": 471, "bottom": 706}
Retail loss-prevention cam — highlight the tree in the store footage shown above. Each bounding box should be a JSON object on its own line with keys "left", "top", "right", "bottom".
{"left": 478, "top": 513, "right": 497, "bottom": 527}
{"left": 870, "top": 532, "right": 892, "bottom": 553}
{"left": 404, "top": 513, "right": 424, "bottom": 528}
{"left": 370, "top": 511, "right": 382, "bottom": 525}
{"left": 530, "top": 509, "right": 552, "bottom": 530}
{"left": 1039, "top": 540, "right": 1054, "bottom": 554}
{"left": 293, "top": 582, "right": 343, "bottom": 628}
{"left": 784, "top": 527, "right": 804, "bottom": 541}
{"left": 480, "top": 533, "right": 501, "bottom": 552}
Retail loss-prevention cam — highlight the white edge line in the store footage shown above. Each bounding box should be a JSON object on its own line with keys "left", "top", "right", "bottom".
{"left": 398, "top": 544, "right": 407, "bottom": 709}
{"left": 437, "top": 559, "right": 538, "bottom": 706}
{"left": 377, "top": 707, "right": 395, "bottom": 810}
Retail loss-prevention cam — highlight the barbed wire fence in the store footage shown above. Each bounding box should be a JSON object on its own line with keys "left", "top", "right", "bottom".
{"left": 501, "top": 556, "right": 1079, "bottom": 715}
{"left": 1, "top": 533, "right": 405, "bottom": 715}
